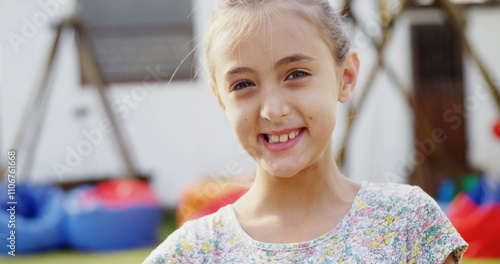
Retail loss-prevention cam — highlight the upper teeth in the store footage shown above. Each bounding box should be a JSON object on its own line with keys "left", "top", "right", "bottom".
{"left": 268, "top": 131, "right": 300, "bottom": 143}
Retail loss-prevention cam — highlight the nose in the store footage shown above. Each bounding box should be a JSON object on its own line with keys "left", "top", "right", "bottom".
{"left": 259, "top": 84, "right": 291, "bottom": 121}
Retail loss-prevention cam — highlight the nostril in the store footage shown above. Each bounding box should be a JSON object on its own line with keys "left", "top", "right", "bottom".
{"left": 281, "top": 105, "right": 291, "bottom": 117}
{"left": 260, "top": 105, "right": 290, "bottom": 121}
{"left": 259, "top": 91, "right": 291, "bottom": 121}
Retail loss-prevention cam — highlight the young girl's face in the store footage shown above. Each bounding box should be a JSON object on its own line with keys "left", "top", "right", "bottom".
{"left": 211, "top": 10, "right": 353, "bottom": 178}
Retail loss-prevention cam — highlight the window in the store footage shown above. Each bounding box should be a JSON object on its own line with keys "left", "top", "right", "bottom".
{"left": 78, "top": 0, "right": 195, "bottom": 83}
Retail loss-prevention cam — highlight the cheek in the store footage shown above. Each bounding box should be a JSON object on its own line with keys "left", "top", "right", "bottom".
{"left": 308, "top": 98, "right": 337, "bottom": 136}
{"left": 320, "top": 110, "right": 337, "bottom": 133}
{"left": 226, "top": 105, "right": 254, "bottom": 140}
{"left": 228, "top": 112, "right": 262, "bottom": 157}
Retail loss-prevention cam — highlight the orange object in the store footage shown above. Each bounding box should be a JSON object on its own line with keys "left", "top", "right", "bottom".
{"left": 176, "top": 177, "right": 251, "bottom": 227}
{"left": 192, "top": 188, "right": 248, "bottom": 219}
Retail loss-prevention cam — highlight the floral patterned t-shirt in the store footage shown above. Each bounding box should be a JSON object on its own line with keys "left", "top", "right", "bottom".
{"left": 144, "top": 182, "right": 468, "bottom": 263}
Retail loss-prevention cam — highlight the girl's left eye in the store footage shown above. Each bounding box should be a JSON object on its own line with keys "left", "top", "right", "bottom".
{"left": 231, "top": 80, "right": 254, "bottom": 91}
{"left": 285, "top": 70, "right": 310, "bottom": 80}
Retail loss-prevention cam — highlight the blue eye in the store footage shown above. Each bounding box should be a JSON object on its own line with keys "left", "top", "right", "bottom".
{"left": 232, "top": 80, "right": 254, "bottom": 91}
{"left": 286, "top": 70, "right": 309, "bottom": 80}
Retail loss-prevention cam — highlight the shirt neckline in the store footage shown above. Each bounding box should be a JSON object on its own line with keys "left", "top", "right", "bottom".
{"left": 225, "top": 180, "right": 367, "bottom": 251}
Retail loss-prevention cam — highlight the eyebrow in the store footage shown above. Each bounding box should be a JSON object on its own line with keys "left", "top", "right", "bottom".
{"left": 274, "top": 53, "right": 314, "bottom": 68}
{"left": 224, "top": 53, "right": 314, "bottom": 79}
{"left": 225, "top": 66, "right": 255, "bottom": 79}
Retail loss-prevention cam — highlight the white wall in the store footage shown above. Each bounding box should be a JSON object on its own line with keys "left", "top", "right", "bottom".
{"left": 464, "top": 7, "right": 500, "bottom": 179}
{"left": 1, "top": 1, "right": 499, "bottom": 207}
{"left": 0, "top": 0, "right": 255, "bottom": 207}
{"left": 343, "top": 1, "right": 414, "bottom": 184}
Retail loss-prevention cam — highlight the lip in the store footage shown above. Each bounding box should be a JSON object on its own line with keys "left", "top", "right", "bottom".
{"left": 259, "top": 128, "right": 305, "bottom": 152}
{"left": 263, "top": 128, "right": 302, "bottom": 135}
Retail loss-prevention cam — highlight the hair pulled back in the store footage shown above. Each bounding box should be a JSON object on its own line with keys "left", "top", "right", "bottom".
{"left": 204, "top": 0, "right": 351, "bottom": 85}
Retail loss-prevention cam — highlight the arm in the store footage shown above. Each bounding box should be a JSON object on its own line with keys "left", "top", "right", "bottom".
{"left": 443, "top": 254, "right": 456, "bottom": 264}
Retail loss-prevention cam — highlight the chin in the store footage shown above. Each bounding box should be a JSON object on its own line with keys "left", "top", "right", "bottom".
{"left": 260, "top": 162, "right": 303, "bottom": 179}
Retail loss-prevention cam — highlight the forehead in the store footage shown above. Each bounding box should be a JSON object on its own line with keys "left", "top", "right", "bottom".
{"left": 212, "top": 10, "right": 331, "bottom": 74}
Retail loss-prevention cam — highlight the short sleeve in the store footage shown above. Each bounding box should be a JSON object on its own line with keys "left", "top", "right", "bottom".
{"left": 406, "top": 186, "right": 468, "bottom": 263}
{"left": 142, "top": 223, "right": 195, "bottom": 264}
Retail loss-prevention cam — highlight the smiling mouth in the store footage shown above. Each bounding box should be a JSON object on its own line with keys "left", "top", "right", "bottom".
{"left": 262, "top": 129, "right": 303, "bottom": 143}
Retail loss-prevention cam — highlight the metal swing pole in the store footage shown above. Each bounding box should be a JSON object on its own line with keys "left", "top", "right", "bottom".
{"left": 1, "top": 22, "right": 64, "bottom": 181}
{"left": 73, "top": 20, "right": 141, "bottom": 179}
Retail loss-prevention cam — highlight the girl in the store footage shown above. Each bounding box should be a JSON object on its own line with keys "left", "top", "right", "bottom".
{"left": 144, "top": 0, "right": 467, "bottom": 263}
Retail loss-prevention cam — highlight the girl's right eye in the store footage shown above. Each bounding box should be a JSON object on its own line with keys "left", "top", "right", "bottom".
{"left": 231, "top": 80, "right": 254, "bottom": 91}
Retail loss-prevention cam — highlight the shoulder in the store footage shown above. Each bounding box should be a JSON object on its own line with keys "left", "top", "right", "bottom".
{"left": 142, "top": 205, "right": 235, "bottom": 264}
{"left": 364, "top": 182, "right": 444, "bottom": 220}
{"left": 363, "top": 181, "right": 423, "bottom": 199}
{"left": 360, "top": 182, "right": 468, "bottom": 262}
{"left": 359, "top": 182, "right": 428, "bottom": 211}
{"left": 360, "top": 182, "right": 448, "bottom": 223}
{"left": 351, "top": 182, "right": 427, "bottom": 231}
{"left": 353, "top": 182, "right": 456, "bottom": 236}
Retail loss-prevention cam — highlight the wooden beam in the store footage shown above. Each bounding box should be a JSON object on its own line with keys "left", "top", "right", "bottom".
{"left": 75, "top": 20, "right": 142, "bottom": 179}
{"left": 337, "top": 0, "right": 408, "bottom": 166}
{"left": 437, "top": 0, "right": 500, "bottom": 113}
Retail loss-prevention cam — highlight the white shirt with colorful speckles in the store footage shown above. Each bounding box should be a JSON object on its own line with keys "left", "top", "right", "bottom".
{"left": 144, "top": 182, "right": 467, "bottom": 264}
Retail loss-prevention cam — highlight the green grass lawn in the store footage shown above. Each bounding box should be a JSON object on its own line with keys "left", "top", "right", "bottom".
{"left": 0, "top": 248, "right": 154, "bottom": 264}
{"left": 0, "top": 209, "right": 498, "bottom": 264}
{"left": 461, "top": 261, "right": 500, "bottom": 264}
{"left": 2, "top": 251, "right": 499, "bottom": 264}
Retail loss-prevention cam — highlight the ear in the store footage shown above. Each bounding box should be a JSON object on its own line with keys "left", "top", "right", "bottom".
{"left": 210, "top": 81, "right": 226, "bottom": 111}
{"left": 338, "top": 50, "right": 360, "bottom": 103}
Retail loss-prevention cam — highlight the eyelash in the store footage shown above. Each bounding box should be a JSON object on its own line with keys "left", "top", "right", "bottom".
{"left": 285, "top": 70, "right": 310, "bottom": 80}
{"left": 231, "top": 80, "right": 254, "bottom": 91}
{"left": 230, "top": 70, "right": 310, "bottom": 91}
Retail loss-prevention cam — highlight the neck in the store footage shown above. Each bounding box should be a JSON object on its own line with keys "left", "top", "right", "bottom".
{"left": 236, "top": 141, "right": 357, "bottom": 223}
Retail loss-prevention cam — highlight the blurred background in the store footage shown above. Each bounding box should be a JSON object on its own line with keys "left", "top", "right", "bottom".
{"left": 0, "top": 0, "right": 499, "bottom": 263}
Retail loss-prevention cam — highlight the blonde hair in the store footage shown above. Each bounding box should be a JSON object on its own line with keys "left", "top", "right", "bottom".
{"left": 204, "top": 0, "right": 352, "bottom": 86}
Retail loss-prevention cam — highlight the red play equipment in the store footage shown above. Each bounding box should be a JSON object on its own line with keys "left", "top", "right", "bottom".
{"left": 446, "top": 177, "right": 500, "bottom": 258}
